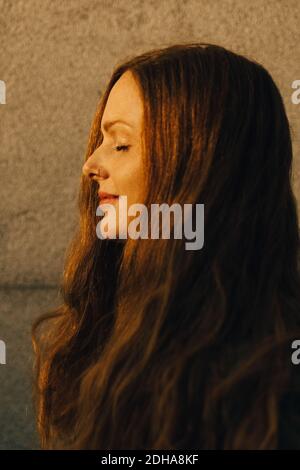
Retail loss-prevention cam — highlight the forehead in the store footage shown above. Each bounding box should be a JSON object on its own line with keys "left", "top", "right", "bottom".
{"left": 101, "top": 71, "right": 144, "bottom": 131}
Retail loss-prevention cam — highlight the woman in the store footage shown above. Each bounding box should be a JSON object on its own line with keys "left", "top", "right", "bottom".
{"left": 32, "top": 43, "right": 300, "bottom": 450}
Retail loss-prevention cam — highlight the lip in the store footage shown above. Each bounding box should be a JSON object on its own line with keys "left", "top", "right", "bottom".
{"left": 99, "top": 197, "right": 119, "bottom": 205}
{"left": 98, "top": 191, "right": 119, "bottom": 204}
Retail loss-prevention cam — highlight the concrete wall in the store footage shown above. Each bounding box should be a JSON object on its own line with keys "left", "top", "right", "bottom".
{"left": 0, "top": 0, "right": 299, "bottom": 449}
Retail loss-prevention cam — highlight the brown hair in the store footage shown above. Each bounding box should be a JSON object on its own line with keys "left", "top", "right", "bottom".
{"left": 32, "top": 43, "right": 300, "bottom": 449}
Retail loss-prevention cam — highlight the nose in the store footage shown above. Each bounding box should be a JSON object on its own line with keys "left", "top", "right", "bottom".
{"left": 82, "top": 151, "right": 109, "bottom": 180}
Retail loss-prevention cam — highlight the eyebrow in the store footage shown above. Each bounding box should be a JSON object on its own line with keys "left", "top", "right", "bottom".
{"left": 101, "top": 119, "right": 134, "bottom": 133}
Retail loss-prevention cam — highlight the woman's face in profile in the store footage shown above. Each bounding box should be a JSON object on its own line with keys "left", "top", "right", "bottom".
{"left": 82, "top": 70, "right": 145, "bottom": 239}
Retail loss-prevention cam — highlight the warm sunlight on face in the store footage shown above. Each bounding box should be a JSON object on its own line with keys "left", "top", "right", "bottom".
{"left": 82, "top": 70, "right": 145, "bottom": 239}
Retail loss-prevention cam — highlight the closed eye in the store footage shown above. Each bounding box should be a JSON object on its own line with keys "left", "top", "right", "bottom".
{"left": 113, "top": 145, "right": 130, "bottom": 152}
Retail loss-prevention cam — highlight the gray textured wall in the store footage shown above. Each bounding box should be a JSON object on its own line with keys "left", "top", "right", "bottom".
{"left": 0, "top": 0, "right": 299, "bottom": 449}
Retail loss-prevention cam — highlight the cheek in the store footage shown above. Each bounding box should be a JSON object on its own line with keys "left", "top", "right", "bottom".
{"left": 113, "top": 158, "right": 144, "bottom": 203}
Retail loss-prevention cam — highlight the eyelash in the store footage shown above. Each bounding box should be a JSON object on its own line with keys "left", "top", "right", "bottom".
{"left": 113, "top": 145, "right": 130, "bottom": 152}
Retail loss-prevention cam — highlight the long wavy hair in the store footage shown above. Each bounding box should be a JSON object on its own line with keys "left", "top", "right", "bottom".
{"left": 32, "top": 43, "right": 300, "bottom": 450}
